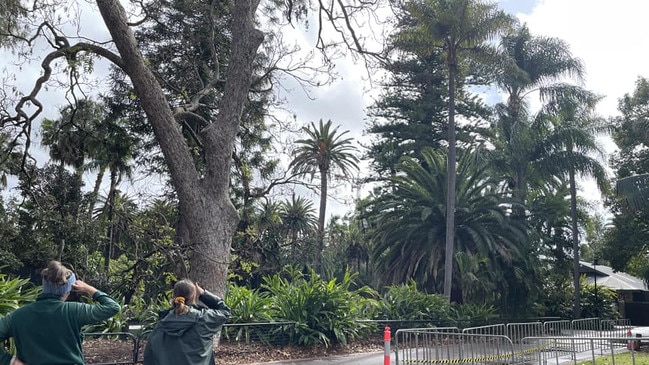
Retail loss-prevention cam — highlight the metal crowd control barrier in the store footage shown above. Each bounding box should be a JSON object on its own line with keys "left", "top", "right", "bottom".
{"left": 521, "top": 335, "right": 633, "bottom": 365}
{"left": 506, "top": 322, "right": 543, "bottom": 343}
{"left": 543, "top": 320, "right": 571, "bottom": 336}
{"left": 462, "top": 323, "right": 505, "bottom": 336}
{"left": 395, "top": 318, "right": 637, "bottom": 365}
{"left": 395, "top": 330, "right": 517, "bottom": 364}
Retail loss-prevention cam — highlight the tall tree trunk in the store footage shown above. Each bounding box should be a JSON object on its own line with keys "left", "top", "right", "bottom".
{"left": 96, "top": 0, "right": 263, "bottom": 296}
{"left": 570, "top": 168, "right": 581, "bottom": 318}
{"left": 443, "top": 50, "right": 457, "bottom": 302}
{"left": 315, "top": 169, "right": 328, "bottom": 273}
{"left": 103, "top": 168, "right": 118, "bottom": 274}
{"left": 88, "top": 166, "right": 106, "bottom": 218}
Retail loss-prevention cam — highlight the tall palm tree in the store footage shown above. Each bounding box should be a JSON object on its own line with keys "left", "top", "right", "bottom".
{"left": 538, "top": 94, "right": 609, "bottom": 318}
{"left": 85, "top": 116, "right": 136, "bottom": 218}
{"left": 397, "top": 0, "right": 514, "bottom": 300}
{"left": 495, "top": 25, "right": 587, "bottom": 216}
{"left": 40, "top": 100, "right": 105, "bottom": 261}
{"left": 371, "top": 147, "right": 526, "bottom": 301}
{"left": 289, "top": 119, "right": 359, "bottom": 272}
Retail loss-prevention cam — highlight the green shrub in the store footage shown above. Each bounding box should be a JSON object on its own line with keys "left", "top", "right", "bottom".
{"left": 223, "top": 283, "right": 274, "bottom": 343}
{"left": 580, "top": 280, "right": 618, "bottom": 320}
{"left": 0, "top": 272, "right": 40, "bottom": 355}
{"left": 450, "top": 303, "right": 499, "bottom": 327}
{"left": 263, "top": 266, "right": 378, "bottom": 347}
{"left": 0, "top": 272, "right": 40, "bottom": 316}
{"left": 380, "top": 280, "right": 452, "bottom": 325}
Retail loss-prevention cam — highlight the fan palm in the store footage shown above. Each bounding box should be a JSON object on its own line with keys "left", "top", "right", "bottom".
{"left": 289, "top": 119, "right": 359, "bottom": 272}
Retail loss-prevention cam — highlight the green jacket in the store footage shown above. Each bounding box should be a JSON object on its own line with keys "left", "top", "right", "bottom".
{"left": 143, "top": 291, "right": 230, "bottom": 365}
{"left": 0, "top": 291, "right": 120, "bottom": 365}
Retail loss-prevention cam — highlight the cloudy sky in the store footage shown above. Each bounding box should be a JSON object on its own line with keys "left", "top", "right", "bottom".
{"left": 300, "top": 0, "right": 649, "bottom": 217}
{"left": 3, "top": 0, "right": 649, "bottom": 218}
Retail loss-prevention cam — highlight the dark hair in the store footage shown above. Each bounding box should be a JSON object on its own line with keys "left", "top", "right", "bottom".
{"left": 41, "top": 261, "right": 72, "bottom": 285}
{"left": 172, "top": 279, "right": 196, "bottom": 315}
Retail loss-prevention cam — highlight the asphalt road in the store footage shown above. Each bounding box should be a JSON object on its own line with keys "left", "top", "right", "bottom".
{"left": 250, "top": 351, "right": 394, "bottom": 365}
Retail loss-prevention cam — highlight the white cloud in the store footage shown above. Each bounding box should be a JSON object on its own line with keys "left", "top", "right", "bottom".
{"left": 520, "top": 0, "right": 649, "bottom": 118}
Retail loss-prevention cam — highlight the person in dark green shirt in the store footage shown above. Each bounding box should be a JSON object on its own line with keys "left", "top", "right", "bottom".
{"left": 0, "top": 260, "right": 120, "bottom": 365}
{"left": 143, "top": 279, "right": 230, "bottom": 365}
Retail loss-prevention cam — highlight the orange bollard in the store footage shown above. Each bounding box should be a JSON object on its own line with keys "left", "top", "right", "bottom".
{"left": 384, "top": 326, "right": 391, "bottom": 365}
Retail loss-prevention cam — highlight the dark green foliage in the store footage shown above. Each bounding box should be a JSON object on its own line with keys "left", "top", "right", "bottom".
{"left": 579, "top": 279, "right": 618, "bottom": 320}
{"left": 603, "top": 77, "right": 649, "bottom": 276}
{"left": 534, "top": 275, "right": 574, "bottom": 319}
{"left": 82, "top": 291, "right": 170, "bottom": 335}
{"left": 223, "top": 284, "right": 274, "bottom": 343}
{"left": 379, "top": 280, "right": 452, "bottom": 323}
{"left": 9, "top": 164, "right": 91, "bottom": 274}
{"left": 450, "top": 303, "right": 498, "bottom": 327}
{"left": 370, "top": 147, "right": 527, "bottom": 299}
{"left": 262, "top": 266, "right": 378, "bottom": 347}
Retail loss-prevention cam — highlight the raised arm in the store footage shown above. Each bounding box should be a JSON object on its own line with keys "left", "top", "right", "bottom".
{"left": 195, "top": 283, "right": 230, "bottom": 332}
{"left": 72, "top": 280, "right": 121, "bottom": 325}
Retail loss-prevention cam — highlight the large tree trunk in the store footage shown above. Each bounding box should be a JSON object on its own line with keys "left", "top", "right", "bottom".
{"left": 95, "top": 0, "right": 263, "bottom": 296}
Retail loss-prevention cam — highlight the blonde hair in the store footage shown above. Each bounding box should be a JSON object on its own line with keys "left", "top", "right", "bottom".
{"left": 172, "top": 279, "right": 196, "bottom": 315}
{"left": 41, "top": 261, "right": 73, "bottom": 285}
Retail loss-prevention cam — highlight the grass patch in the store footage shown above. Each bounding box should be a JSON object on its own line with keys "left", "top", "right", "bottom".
{"left": 577, "top": 352, "right": 649, "bottom": 365}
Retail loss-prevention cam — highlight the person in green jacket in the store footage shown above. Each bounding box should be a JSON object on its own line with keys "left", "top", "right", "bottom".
{"left": 0, "top": 260, "right": 120, "bottom": 365}
{"left": 143, "top": 279, "right": 231, "bottom": 365}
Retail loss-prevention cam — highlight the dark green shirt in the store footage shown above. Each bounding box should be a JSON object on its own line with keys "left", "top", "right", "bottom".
{"left": 0, "top": 291, "right": 120, "bottom": 365}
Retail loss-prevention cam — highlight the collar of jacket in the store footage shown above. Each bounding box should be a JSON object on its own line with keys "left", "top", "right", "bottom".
{"left": 37, "top": 293, "right": 64, "bottom": 301}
